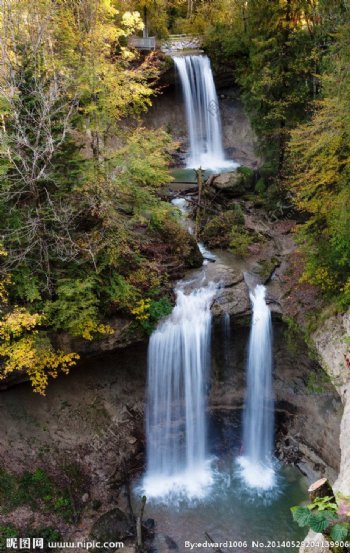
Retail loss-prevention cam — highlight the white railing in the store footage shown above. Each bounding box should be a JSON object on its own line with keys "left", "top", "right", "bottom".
{"left": 129, "top": 36, "right": 156, "bottom": 50}
{"left": 129, "top": 34, "right": 202, "bottom": 53}
{"left": 161, "top": 34, "right": 203, "bottom": 53}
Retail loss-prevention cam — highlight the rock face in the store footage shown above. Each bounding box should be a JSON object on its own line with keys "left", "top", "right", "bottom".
{"left": 0, "top": 344, "right": 148, "bottom": 541}
{"left": 296, "top": 313, "right": 350, "bottom": 553}
{"left": 312, "top": 313, "right": 350, "bottom": 495}
{"left": 142, "top": 86, "right": 261, "bottom": 169}
{"left": 209, "top": 317, "right": 342, "bottom": 480}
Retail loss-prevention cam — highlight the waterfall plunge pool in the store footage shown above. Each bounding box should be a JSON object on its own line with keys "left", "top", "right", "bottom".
{"left": 132, "top": 457, "right": 308, "bottom": 553}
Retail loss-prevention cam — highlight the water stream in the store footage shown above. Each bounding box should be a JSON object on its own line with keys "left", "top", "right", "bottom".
{"left": 139, "top": 53, "right": 308, "bottom": 550}
{"left": 143, "top": 282, "right": 217, "bottom": 500}
{"left": 239, "top": 284, "right": 275, "bottom": 490}
{"left": 136, "top": 462, "right": 308, "bottom": 553}
{"left": 173, "top": 54, "right": 237, "bottom": 171}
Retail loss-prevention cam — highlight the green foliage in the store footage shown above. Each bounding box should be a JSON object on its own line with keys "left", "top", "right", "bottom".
{"left": 236, "top": 166, "right": 255, "bottom": 190}
{"left": 0, "top": 525, "right": 62, "bottom": 552}
{"left": 0, "top": 525, "right": 19, "bottom": 551}
{"left": 0, "top": 468, "right": 74, "bottom": 522}
{"left": 138, "top": 297, "right": 173, "bottom": 334}
{"left": 331, "top": 524, "right": 349, "bottom": 542}
{"left": 202, "top": 209, "right": 244, "bottom": 248}
{"left": 202, "top": 205, "right": 257, "bottom": 257}
{"left": 229, "top": 226, "right": 255, "bottom": 257}
{"left": 288, "top": 19, "right": 350, "bottom": 309}
{"left": 0, "top": 1, "right": 189, "bottom": 388}
{"left": 310, "top": 497, "right": 338, "bottom": 513}
{"left": 292, "top": 505, "right": 337, "bottom": 533}
{"left": 291, "top": 494, "right": 350, "bottom": 543}
{"left": 291, "top": 506, "right": 312, "bottom": 527}
{"left": 255, "top": 178, "right": 266, "bottom": 196}
{"left": 44, "top": 277, "right": 111, "bottom": 340}
{"left": 202, "top": 0, "right": 331, "bottom": 178}
{"left": 306, "top": 371, "right": 331, "bottom": 395}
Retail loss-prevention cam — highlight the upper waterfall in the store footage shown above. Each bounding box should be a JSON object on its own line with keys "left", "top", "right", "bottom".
{"left": 173, "top": 55, "right": 237, "bottom": 171}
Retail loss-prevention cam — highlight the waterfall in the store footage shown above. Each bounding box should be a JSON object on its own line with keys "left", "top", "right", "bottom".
{"left": 222, "top": 312, "right": 231, "bottom": 366}
{"left": 239, "top": 284, "right": 275, "bottom": 490}
{"left": 143, "top": 283, "right": 216, "bottom": 499}
{"left": 173, "top": 55, "right": 236, "bottom": 171}
{"left": 222, "top": 312, "right": 231, "bottom": 341}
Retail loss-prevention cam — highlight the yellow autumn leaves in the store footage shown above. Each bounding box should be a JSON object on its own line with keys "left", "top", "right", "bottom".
{"left": 0, "top": 308, "right": 79, "bottom": 395}
{"left": 0, "top": 246, "right": 79, "bottom": 395}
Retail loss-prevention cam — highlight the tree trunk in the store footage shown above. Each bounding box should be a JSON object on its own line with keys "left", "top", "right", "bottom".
{"left": 136, "top": 495, "right": 146, "bottom": 551}
{"left": 143, "top": 7, "right": 148, "bottom": 38}
{"left": 308, "top": 478, "right": 334, "bottom": 503}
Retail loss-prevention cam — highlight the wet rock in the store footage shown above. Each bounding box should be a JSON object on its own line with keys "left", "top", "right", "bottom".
{"left": 211, "top": 171, "right": 246, "bottom": 196}
{"left": 90, "top": 508, "right": 134, "bottom": 543}
{"left": 206, "top": 262, "right": 243, "bottom": 288}
{"left": 210, "top": 167, "right": 255, "bottom": 197}
{"left": 299, "top": 531, "right": 331, "bottom": 553}
{"left": 211, "top": 280, "right": 250, "bottom": 318}
{"left": 144, "top": 518, "right": 156, "bottom": 531}
{"left": 153, "top": 533, "right": 178, "bottom": 552}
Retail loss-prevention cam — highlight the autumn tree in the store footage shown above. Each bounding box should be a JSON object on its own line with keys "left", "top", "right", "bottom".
{"left": 0, "top": 0, "right": 192, "bottom": 392}
{"left": 287, "top": 17, "right": 350, "bottom": 307}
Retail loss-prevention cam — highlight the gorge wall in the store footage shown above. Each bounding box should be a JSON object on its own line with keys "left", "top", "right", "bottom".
{"left": 0, "top": 309, "right": 342, "bottom": 541}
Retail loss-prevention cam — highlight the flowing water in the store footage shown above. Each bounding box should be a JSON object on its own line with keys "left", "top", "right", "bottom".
{"left": 239, "top": 284, "right": 275, "bottom": 490}
{"left": 222, "top": 312, "right": 231, "bottom": 367}
{"left": 141, "top": 65, "right": 307, "bottom": 544}
{"left": 173, "top": 55, "right": 238, "bottom": 171}
{"left": 143, "top": 282, "right": 217, "bottom": 500}
{"left": 139, "top": 272, "right": 308, "bottom": 549}
{"left": 134, "top": 461, "right": 308, "bottom": 553}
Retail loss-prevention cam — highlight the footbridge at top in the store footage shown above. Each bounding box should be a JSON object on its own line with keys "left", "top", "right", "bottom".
{"left": 128, "top": 34, "right": 203, "bottom": 53}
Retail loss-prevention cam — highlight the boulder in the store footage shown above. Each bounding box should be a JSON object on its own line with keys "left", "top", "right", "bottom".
{"left": 90, "top": 508, "right": 134, "bottom": 543}
{"left": 211, "top": 280, "right": 250, "bottom": 318}
{"left": 152, "top": 533, "right": 178, "bottom": 552}
{"left": 211, "top": 167, "right": 254, "bottom": 197}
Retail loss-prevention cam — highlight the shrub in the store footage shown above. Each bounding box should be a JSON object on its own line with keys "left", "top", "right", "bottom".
{"left": 291, "top": 494, "right": 350, "bottom": 544}
{"left": 0, "top": 467, "right": 74, "bottom": 522}
{"left": 202, "top": 209, "right": 245, "bottom": 248}
{"left": 229, "top": 226, "right": 255, "bottom": 257}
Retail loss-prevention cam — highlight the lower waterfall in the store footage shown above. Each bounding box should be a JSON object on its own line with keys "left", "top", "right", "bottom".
{"left": 239, "top": 284, "right": 275, "bottom": 490}
{"left": 143, "top": 283, "right": 217, "bottom": 499}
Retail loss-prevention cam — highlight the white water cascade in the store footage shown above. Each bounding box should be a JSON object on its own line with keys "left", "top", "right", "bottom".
{"left": 173, "top": 55, "right": 236, "bottom": 171}
{"left": 143, "top": 283, "right": 216, "bottom": 500}
{"left": 222, "top": 312, "right": 231, "bottom": 366}
{"left": 239, "top": 284, "right": 275, "bottom": 490}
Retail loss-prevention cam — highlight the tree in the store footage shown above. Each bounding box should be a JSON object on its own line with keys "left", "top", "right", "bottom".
{"left": 287, "top": 18, "right": 350, "bottom": 307}
{"left": 0, "top": 0, "right": 196, "bottom": 394}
